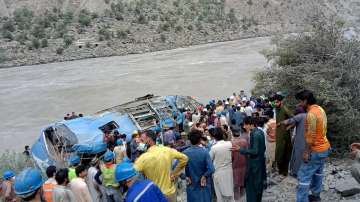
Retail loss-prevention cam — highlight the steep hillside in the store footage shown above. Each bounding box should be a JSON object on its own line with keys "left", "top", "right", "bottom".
{"left": 0, "top": 0, "right": 359, "bottom": 67}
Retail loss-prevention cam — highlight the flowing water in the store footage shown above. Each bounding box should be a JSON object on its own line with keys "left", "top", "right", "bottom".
{"left": 0, "top": 37, "right": 271, "bottom": 151}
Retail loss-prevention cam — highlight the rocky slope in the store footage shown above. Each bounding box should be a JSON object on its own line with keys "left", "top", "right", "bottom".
{"left": 0, "top": 0, "right": 359, "bottom": 68}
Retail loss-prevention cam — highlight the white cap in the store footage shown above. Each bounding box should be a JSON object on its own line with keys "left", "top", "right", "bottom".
{"left": 230, "top": 96, "right": 235, "bottom": 99}
{"left": 242, "top": 97, "right": 247, "bottom": 101}
{"left": 225, "top": 101, "right": 229, "bottom": 105}
{"left": 189, "top": 122, "right": 194, "bottom": 127}
{"left": 203, "top": 108, "right": 208, "bottom": 112}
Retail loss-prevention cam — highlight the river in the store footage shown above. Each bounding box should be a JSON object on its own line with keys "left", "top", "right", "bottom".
{"left": 0, "top": 37, "right": 271, "bottom": 151}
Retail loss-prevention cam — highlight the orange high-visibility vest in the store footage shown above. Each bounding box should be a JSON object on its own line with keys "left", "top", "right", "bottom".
{"left": 42, "top": 182, "right": 55, "bottom": 202}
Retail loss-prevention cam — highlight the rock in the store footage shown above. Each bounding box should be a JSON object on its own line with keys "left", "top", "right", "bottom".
{"left": 335, "top": 177, "right": 360, "bottom": 197}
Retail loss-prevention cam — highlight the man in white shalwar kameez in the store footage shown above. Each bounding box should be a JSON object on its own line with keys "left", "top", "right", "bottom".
{"left": 210, "top": 128, "right": 235, "bottom": 202}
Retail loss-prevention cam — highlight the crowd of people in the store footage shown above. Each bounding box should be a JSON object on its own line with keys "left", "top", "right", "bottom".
{"left": 1, "top": 89, "right": 340, "bottom": 202}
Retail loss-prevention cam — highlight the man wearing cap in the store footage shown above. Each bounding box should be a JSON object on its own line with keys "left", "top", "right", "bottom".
{"left": 95, "top": 150, "right": 121, "bottom": 202}
{"left": 53, "top": 168, "right": 76, "bottom": 202}
{"left": 1, "top": 170, "right": 16, "bottom": 202}
{"left": 134, "top": 130, "right": 188, "bottom": 202}
{"left": 115, "top": 162, "right": 167, "bottom": 202}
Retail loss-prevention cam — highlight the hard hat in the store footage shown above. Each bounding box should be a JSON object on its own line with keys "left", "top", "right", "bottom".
{"left": 132, "top": 130, "right": 138, "bottom": 135}
{"left": 115, "top": 162, "right": 137, "bottom": 182}
{"left": 116, "top": 139, "right": 123, "bottom": 146}
{"left": 3, "top": 170, "right": 15, "bottom": 180}
{"left": 14, "top": 168, "right": 43, "bottom": 197}
{"left": 122, "top": 156, "right": 131, "bottom": 163}
{"left": 103, "top": 150, "right": 114, "bottom": 162}
{"left": 68, "top": 155, "right": 81, "bottom": 166}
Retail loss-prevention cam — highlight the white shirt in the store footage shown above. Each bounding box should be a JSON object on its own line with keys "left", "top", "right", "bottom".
{"left": 210, "top": 140, "right": 233, "bottom": 171}
{"left": 245, "top": 106, "right": 253, "bottom": 117}
{"left": 70, "top": 177, "right": 93, "bottom": 202}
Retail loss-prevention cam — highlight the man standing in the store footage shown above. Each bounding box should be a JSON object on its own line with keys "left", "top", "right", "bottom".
{"left": 53, "top": 168, "right": 76, "bottom": 202}
{"left": 1, "top": 170, "right": 16, "bottom": 202}
{"left": 115, "top": 162, "right": 168, "bottom": 202}
{"left": 95, "top": 151, "right": 121, "bottom": 202}
{"left": 231, "top": 130, "right": 248, "bottom": 201}
{"left": 231, "top": 117, "right": 266, "bottom": 202}
{"left": 70, "top": 165, "right": 93, "bottom": 202}
{"left": 274, "top": 93, "right": 293, "bottom": 176}
{"left": 295, "top": 90, "right": 330, "bottom": 202}
{"left": 183, "top": 130, "right": 215, "bottom": 202}
{"left": 280, "top": 107, "right": 307, "bottom": 177}
{"left": 210, "top": 128, "right": 234, "bottom": 202}
{"left": 134, "top": 130, "right": 188, "bottom": 202}
{"left": 43, "top": 165, "right": 57, "bottom": 202}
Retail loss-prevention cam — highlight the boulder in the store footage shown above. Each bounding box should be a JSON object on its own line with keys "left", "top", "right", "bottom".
{"left": 335, "top": 177, "right": 360, "bottom": 197}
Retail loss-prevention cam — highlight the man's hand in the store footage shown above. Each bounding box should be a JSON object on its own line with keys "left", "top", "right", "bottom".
{"left": 186, "top": 177, "right": 192, "bottom": 185}
{"left": 230, "top": 145, "right": 241, "bottom": 152}
{"left": 303, "top": 150, "right": 310, "bottom": 162}
{"left": 170, "top": 174, "right": 176, "bottom": 182}
{"left": 200, "top": 176, "right": 207, "bottom": 187}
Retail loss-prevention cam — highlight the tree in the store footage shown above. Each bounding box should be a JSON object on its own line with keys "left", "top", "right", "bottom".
{"left": 41, "top": 39, "right": 48, "bottom": 48}
{"left": 13, "top": 7, "right": 33, "bottom": 30}
{"left": 78, "top": 9, "right": 92, "bottom": 27}
{"left": 2, "top": 20, "right": 15, "bottom": 32}
{"left": 31, "top": 38, "right": 40, "bottom": 49}
{"left": 63, "top": 35, "right": 74, "bottom": 47}
{"left": 2, "top": 31, "right": 14, "bottom": 41}
{"left": 253, "top": 16, "right": 360, "bottom": 153}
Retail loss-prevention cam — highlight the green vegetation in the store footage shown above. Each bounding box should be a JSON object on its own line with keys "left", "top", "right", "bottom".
{"left": 0, "top": 151, "right": 34, "bottom": 176}
{"left": 78, "top": 9, "right": 92, "bottom": 27}
{"left": 253, "top": 16, "right": 360, "bottom": 153}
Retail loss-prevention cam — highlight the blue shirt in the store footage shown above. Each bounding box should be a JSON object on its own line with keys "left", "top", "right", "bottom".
{"left": 125, "top": 179, "right": 168, "bottom": 202}
{"left": 183, "top": 146, "right": 215, "bottom": 202}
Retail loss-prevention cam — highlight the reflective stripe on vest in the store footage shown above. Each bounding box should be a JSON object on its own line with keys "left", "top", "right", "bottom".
{"left": 42, "top": 182, "right": 55, "bottom": 202}
{"left": 134, "top": 182, "right": 154, "bottom": 202}
{"left": 101, "top": 165, "right": 119, "bottom": 188}
{"left": 68, "top": 168, "right": 76, "bottom": 181}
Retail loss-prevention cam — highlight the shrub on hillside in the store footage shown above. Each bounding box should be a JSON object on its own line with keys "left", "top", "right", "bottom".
{"left": 253, "top": 16, "right": 360, "bottom": 153}
{"left": 63, "top": 35, "right": 74, "bottom": 47}
{"left": 56, "top": 47, "right": 64, "bottom": 55}
{"left": 78, "top": 9, "right": 92, "bottom": 27}
{"left": 98, "top": 27, "right": 111, "bottom": 41}
{"left": 31, "top": 38, "right": 40, "bottom": 49}
{"left": 2, "top": 30, "right": 14, "bottom": 41}
{"left": 13, "top": 7, "right": 34, "bottom": 30}
{"left": 0, "top": 48, "right": 7, "bottom": 63}
{"left": 2, "top": 20, "right": 15, "bottom": 32}
{"left": 15, "top": 32, "right": 28, "bottom": 44}
{"left": 41, "top": 38, "right": 48, "bottom": 48}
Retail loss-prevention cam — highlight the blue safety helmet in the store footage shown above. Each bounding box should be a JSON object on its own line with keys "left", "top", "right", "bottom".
{"left": 103, "top": 150, "right": 114, "bottom": 162}
{"left": 3, "top": 170, "right": 15, "bottom": 180}
{"left": 115, "top": 162, "right": 137, "bottom": 182}
{"left": 116, "top": 139, "right": 123, "bottom": 146}
{"left": 68, "top": 155, "right": 81, "bottom": 166}
{"left": 14, "top": 168, "right": 43, "bottom": 197}
{"left": 122, "top": 156, "right": 131, "bottom": 163}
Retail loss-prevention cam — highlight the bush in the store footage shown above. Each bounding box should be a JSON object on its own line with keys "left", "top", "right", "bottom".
{"left": 2, "top": 20, "right": 15, "bottom": 32}
{"left": 98, "top": 27, "right": 111, "bottom": 40}
{"left": 0, "top": 151, "right": 34, "bottom": 177}
{"left": 227, "top": 8, "right": 238, "bottom": 24}
{"left": 137, "top": 14, "right": 148, "bottom": 24}
{"left": 56, "top": 47, "right": 64, "bottom": 54}
{"left": 15, "top": 32, "right": 28, "bottom": 44}
{"left": 78, "top": 9, "right": 92, "bottom": 26}
{"left": 13, "top": 7, "right": 34, "bottom": 30}
{"left": 253, "top": 16, "right": 360, "bottom": 153}
{"left": 2, "top": 30, "right": 14, "bottom": 41}
{"left": 63, "top": 11, "right": 74, "bottom": 24}
{"left": 41, "top": 38, "right": 48, "bottom": 48}
{"left": 116, "top": 30, "right": 128, "bottom": 39}
{"left": 175, "top": 25, "right": 183, "bottom": 33}
{"left": 0, "top": 48, "right": 7, "bottom": 63}
{"left": 63, "top": 35, "right": 74, "bottom": 47}
{"left": 31, "top": 38, "right": 40, "bottom": 49}
{"left": 31, "top": 24, "right": 46, "bottom": 39}
{"left": 160, "top": 34, "right": 166, "bottom": 42}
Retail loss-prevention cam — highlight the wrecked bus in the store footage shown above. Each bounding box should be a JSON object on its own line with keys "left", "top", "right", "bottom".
{"left": 31, "top": 95, "right": 202, "bottom": 171}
